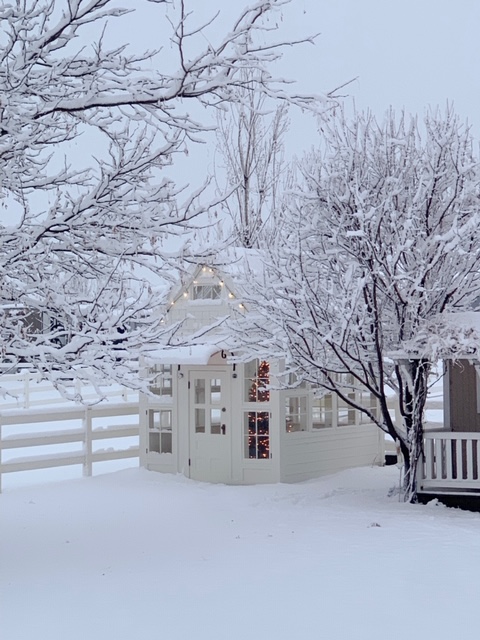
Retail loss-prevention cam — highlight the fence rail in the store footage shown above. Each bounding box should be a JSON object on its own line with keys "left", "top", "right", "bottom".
{"left": 0, "top": 370, "right": 138, "bottom": 410}
{"left": 419, "top": 431, "right": 480, "bottom": 494}
{"left": 0, "top": 401, "right": 140, "bottom": 492}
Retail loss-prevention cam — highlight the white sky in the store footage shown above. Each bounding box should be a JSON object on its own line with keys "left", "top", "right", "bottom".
{"left": 6, "top": 1, "right": 480, "bottom": 221}
{"left": 281, "top": 0, "right": 480, "bottom": 130}
{"left": 114, "top": 0, "right": 480, "bottom": 166}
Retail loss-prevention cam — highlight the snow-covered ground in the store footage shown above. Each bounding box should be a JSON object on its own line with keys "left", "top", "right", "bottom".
{"left": 2, "top": 464, "right": 480, "bottom": 640}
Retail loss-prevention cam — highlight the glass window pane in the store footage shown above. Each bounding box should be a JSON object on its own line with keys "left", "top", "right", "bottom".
{"left": 244, "top": 411, "right": 269, "bottom": 458}
{"left": 192, "top": 285, "right": 221, "bottom": 300}
{"left": 161, "top": 432, "right": 172, "bottom": 454}
{"left": 285, "top": 396, "right": 307, "bottom": 432}
{"left": 159, "top": 410, "right": 171, "bottom": 429}
{"left": 149, "top": 432, "right": 161, "bottom": 453}
{"left": 195, "top": 408, "right": 206, "bottom": 433}
{"left": 194, "top": 379, "right": 206, "bottom": 404}
{"left": 210, "top": 408, "right": 222, "bottom": 434}
{"left": 244, "top": 360, "right": 258, "bottom": 402}
{"left": 244, "top": 360, "right": 270, "bottom": 403}
{"left": 287, "top": 372, "right": 307, "bottom": 389}
{"left": 257, "top": 361, "right": 270, "bottom": 402}
{"left": 312, "top": 395, "right": 333, "bottom": 429}
{"left": 257, "top": 411, "right": 269, "bottom": 435}
{"left": 210, "top": 378, "right": 221, "bottom": 403}
{"left": 257, "top": 436, "right": 269, "bottom": 459}
{"left": 360, "top": 390, "right": 377, "bottom": 423}
{"left": 148, "top": 410, "right": 172, "bottom": 453}
{"left": 244, "top": 436, "right": 255, "bottom": 459}
{"left": 244, "top": 412, "right": 256, "bottom": 458}
{"left": 149, "top": 410, "right": 160, "bottom": 431}
{"left": 338, "top": 393, "right": 356, "bottom": 426}
{"left": 245, "top": 411, "right": 256, "bottom": 436}
{"left": 338, "top": 373, "right": 355, "bottom": 386}
{"left": 149, "top": 364, "right": 173, "bottom": 397}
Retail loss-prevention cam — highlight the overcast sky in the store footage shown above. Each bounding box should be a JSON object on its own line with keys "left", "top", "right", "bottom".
{"left": 8, "top": 0, "right": 479, "bottom": 222}
{"left": 286, "top": 0, "right": 480, "bottom": 132}
{"left": 117, "top": 0, "right": 480, "bottom": 162}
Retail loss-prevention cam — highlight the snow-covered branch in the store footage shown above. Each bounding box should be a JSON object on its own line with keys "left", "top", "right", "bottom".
{"left": 0, "top": 0, "right": 323, "bottom": 395}
{"left": 238, "top": 107, "right": 480, "bottom": 500}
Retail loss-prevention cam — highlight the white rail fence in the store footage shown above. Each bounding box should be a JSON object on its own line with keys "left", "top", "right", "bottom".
{"left": 419, "top": 431, "right": 480, "bottom": 494}
{"left": 0, "top": 370, "right": 138, "bottom": 410}
{"left": 0, "top": 372, "right": 140, "bottom": 491}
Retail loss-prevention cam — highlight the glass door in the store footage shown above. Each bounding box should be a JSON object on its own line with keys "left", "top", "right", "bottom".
{"left": 189, "top": 370, "right": 231, "bottom": 482}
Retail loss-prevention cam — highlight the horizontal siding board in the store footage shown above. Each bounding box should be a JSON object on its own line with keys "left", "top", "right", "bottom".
{"left": 280, "top": 425, "right": 381, "bottom": 483}
{"left": 146, "top": 460, "right": 178, "bottom": 474}
{"left": 283, "top": 425, "right": 377, "bottom": 444}
{"left": 283, "top": 444, "right": 378, "bottom": 466}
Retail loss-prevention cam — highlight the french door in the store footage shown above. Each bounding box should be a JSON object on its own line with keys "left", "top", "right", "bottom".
{"left": 188, "top": 370, "right": 231, "bottom": 482}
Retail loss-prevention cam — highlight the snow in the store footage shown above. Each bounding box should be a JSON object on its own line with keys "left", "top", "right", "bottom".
{"left": 145, "top": 343, "right": 222, "bottom": 365}
{"left": 442, "top": 311, "right": 480, "bottom": 332}
{"left": 2, "top": 465, "right": 480, "bottom": 640}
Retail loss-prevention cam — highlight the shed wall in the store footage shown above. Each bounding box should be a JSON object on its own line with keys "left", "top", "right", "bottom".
{"left": 448, "top": 360, "right": 480, "bottom": 432}
{"left": 280, "top": 424, "right": 382, "bottom": 483}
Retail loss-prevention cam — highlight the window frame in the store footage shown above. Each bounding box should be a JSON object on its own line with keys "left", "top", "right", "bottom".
{"left": 191, "top": 283, "right": 222, "bottom": 301}
{"left": 284, "top": 383, "right": 378, "bottom": 433}
{"left": 148, "top": 408, "right": 173, "bottom": 454}
{"left": 242, "top": 360, "right": 272, "bottom": 460}
{"left": 149, "top": 364, "right": 173, "bottom": 398}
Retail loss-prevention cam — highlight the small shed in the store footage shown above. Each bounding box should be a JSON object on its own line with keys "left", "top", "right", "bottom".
{"left": 139, "top": 261, "right": 383, "bottom": 484}
{"left": 414, "top": 312, "right": 480, "bottom": 506}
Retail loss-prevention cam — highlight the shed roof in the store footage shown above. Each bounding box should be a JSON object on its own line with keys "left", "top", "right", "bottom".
{"left": 144, "top": 344, "right": 222, "bottom": 365}
{"left": 392, "top": 311, "right": 480, "bottom": 360}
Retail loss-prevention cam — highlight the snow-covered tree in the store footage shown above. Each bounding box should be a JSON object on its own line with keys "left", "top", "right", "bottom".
{"left": 215, "top": 70, "right": 289, "bottom": 248}
{"left": 245, "top": 107, "right": 480, "bottom": 499}
{"left": 0, "top": 0, "right": 321, "bottom": 397}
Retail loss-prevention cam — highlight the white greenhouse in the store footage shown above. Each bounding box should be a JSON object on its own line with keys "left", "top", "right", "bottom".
{"left": 139, "top": 260, "right": 384, "bottom": 484}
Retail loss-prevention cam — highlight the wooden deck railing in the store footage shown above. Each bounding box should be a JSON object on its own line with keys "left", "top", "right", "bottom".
{"left": 419, "top": 431, "right": 480, "bottom": 494}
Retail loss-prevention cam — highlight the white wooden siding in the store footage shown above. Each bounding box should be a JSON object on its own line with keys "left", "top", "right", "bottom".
{"left": 280, "top": 424, "right": 382, "bottom": 483}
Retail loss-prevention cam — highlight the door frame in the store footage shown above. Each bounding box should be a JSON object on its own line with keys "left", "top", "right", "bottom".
{"left": 187, "top": 367, "right": 232, "bottom": 482}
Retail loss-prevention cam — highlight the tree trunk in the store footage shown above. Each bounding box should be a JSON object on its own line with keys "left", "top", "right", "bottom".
{"left": 403, "top": 359, "right": 430, "bottom": 502}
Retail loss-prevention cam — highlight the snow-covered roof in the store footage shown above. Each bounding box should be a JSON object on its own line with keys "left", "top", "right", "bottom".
{"left": 393, "top": 311, "right": 480, "bottom": 360}
{"left": 210, "top": 247, "right": 267, "bottom": 286}
{"left": 165, "top": 247, "right": 268, "bottom": 305}
{"left": 144, "top": 344, "right": 222, "bottom": 365}
{"left": 442, "top": 311, "right": 480, "bottom": 332}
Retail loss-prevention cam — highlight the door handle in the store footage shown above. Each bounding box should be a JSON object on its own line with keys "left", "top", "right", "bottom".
{"left": 221, "top": 424, "right": 226, "bottom": 435}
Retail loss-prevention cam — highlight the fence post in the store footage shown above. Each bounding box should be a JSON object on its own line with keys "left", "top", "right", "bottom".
{"left": 83, "top": 407, "right": 93, "bottom": 477}
{"left": 23, "top": 372, "right": 30, "bottom": 409}
{"left": 0, "top": 421, "right": 2, "bottom": 494}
